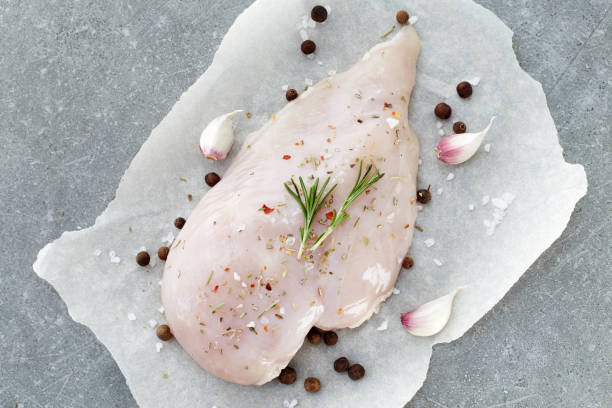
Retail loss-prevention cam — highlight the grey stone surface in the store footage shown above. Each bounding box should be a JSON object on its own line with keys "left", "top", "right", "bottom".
{"left": 0, "top": 0, "right": 609, "bottom": 407}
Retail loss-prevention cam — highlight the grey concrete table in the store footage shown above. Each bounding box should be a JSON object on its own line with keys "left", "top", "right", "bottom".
{"left": 1, "top": 1, "right": 610, "bottom": 407}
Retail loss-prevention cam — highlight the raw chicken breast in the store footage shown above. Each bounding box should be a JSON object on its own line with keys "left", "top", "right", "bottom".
{"left": 162, "top": 26, "right": 420, "bottom": 385}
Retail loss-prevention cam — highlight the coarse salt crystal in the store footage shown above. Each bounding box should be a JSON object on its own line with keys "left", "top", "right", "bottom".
{"left": 436, "top": 188, "right": 443, "bottom": 195}
{"left": 468, "top": 204, "right": 475, "bottom": 211}
{"left": 127, "top": 313, "right": 136, "bottom": 321}
{"left": 286, "top": 236, "right": 296, "bottom": 246}
{"left": 376, "top": 319, "right": 389, "bottom": 331}
{"left": 284, "top": 399, "right": 298, "bottom": 408}
{"left": 247, "top": 321, "right": 256, "bottom": 328}
{"left": 481, "top": 195, "right": 490, "bottom": 205}
{"left": 433, "top": 258, "right": 443, "bottom": 267}
{"left": 424, "top": 238, "right": 435, "bottom": 247}
{"left": 281, "top": 84, "right": 289, "bottom": 91}
{"left": 491, "top": 198, "right": 508, "bottom": 210}
{"left": 446, "top": 173, "right": 455, "bottom": 181}
{"left": 471, "top": 76, "right": 481, "bottom": 86}
{"left": 158, "top": 280, "right": 162, "bottom": 286}
{"left": 317, "top": 60, "right": 323, "bottom": 65}
{"left": 158, "top": 305, "right": 165, "bottom": 314}
{"left": 502, "top": 192, "right": 516, "bottom": 204}
{"left": 156, "top": 342, "right": 163, "bottom": 353}
{"left": 386, "top": 212, "right": 395, "bottom": 222}
{"left": 93, "top": 249, "right": 102, "bottom": 256}
{"left": 386, "top": 118, "right": 399, "bottom": 128}
{"left": 438, "top": 129, "right": 445, "bottom": 137}
{"left": 408, "top": 15, "right": 419, "bottom": 24}
{"left": 236, "top": 224, "right": 245, "bottom": 232}
{"left": 305, "top": 78, "right": 313, "bottom": 86}
{"left": 233, "top": 272, "right": 241, "bottom": 281}
{"left": 436, "top": 121, "right": 443, "bottom": 129}
{"left": 392, "top": 287, "right": 401, "bottom": 295}
{"left": 417, "top": 205, "right": 423, "bottom": 212}
{"left": 241, "top": 282, "right": 247, "bottom": 287}
{"left": 148, "top": 319, "right": 157, "bottom": 329}
{"left": 299, "top": 29, "right": 308, "bottom": 41}
{"left": 484, "top": 143, "right": 491, "bottom": 153}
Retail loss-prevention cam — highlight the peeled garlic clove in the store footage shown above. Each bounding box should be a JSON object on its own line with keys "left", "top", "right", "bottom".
{"left": 435, "top": 117, "right": 495, "bottom": 164}
{"left": 199, "top": 110, "right": 243, "bottom": 160}
{"left": 400, "top": 287, "right": 462, "bottom": 336}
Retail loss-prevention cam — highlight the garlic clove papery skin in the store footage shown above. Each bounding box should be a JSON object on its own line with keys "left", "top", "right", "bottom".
{"left": 199, "top": 110, "right": 243, "bottom": 160}
{"left": 401, "top": 287, "right": 462, "bottom": 336}
{"left": 435, "top": 117, "right": 495, "bottom": 164}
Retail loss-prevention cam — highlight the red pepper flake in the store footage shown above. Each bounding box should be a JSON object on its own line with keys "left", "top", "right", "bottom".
{"left": 325, "top": 211, "right": 334, "bottom": 220}
{"left": 404, "top": 224, "right": 410, "bottom": 229}
{"left": 260, "top": 204, "right": 274, "bottom": 214}
{"left": 250, "top": 284, "right": 255, "bottom": 288}
{"left": 282, "top": 155, "right": 291, "bottom": 160}
{"left": 294, "top": 142, "right": 300, "bottom": 146}
{"left": 383, "top": 102, "right": 392, "bottom": 110}
{"left": 265, "top": 282, "right": 272, "bottom": 291}
{"left": 264, "top": 325, "right": 269, "bottom": 332}
{"left": 213, "top": 285, "right": 219, "bottom": 293}
{"left": 224, "top": 267, "right": 230, "bottom": 272}
{"left": 320, "top": 155, "right": 325, "bottom": 160}
{"left": 328, "top": 125, "right": 336, "bottom": 130}
{"left": 337, "top": 308, "right": 343, "bottom": 315}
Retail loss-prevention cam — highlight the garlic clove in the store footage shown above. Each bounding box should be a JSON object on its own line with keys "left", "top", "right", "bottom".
{"left": 199, "top": 110, "right": 243, "bottom": 160}
{"left": 435, "top": 117, "right": 495, "bottom": 164}
{"left": 400, "top": 287, "right": 462, "bottom": 336}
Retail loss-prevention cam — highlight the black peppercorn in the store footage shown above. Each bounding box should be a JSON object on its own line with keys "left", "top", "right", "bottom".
{"left": 136, "top": 251, "right": 150, "bottom": 266}
{"left": 456, "top": 81, "right": 473, "bottom": 98}
{"left": 174, "top": 217, "right": 186, "bottom": 229}
{"left": 402, "top": 256, "right": 414, "bottom": 269}
{"left": 286, "top": 88, "right": 298, "bottom": 101}
{"left": 278, "top": 367, "right": 297, "bottom": 385}
{"left": 311, "top": 5, "right": 327, "bottom": 23}
{"left": 396, "top": 10, "right": 409, "bottom": 24}
{"left": 334, "top": 357, "right": 350, "bottom": 372}
{"left": 416, "top": 185, "right": 431, "bottom": 204}
{"left": 304, "top": 377, "right": 321, "bottom": 393}
{"left": 323, "top": 331, "right": 338, "bottom": 346}
{"left": 307, "top": 327, "right": 321, "bottom": 344}
{"left": 156, "top": 324, "right": 173, "bottom": 341}
{"left": 434, "top": 103, "right": 452, "bottom": 119}
{"left": 301, "top": 40, "right": 316, "bottom": 55}
{"left": 453, "top": 121, "right": 467, "bottom": 134}
{"left": 348, "top": 364, "right": 365, "bottom": 381}
{"left": 158, "top": 246, "right": 169, "bottom": 261}
{"left": 205, "top": 172, "right": 221, "bottom": 187}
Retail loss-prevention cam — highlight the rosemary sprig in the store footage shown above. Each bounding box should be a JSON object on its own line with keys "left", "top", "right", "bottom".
{"left": 309, "top": 161, "right": 384, "bottom": 252}
{"left": 284, "top": 176, "right": 337, "bottom": 259}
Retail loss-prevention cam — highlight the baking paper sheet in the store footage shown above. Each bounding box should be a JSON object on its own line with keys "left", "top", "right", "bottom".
{"left": 33, "top": 0, "right": 587, "bottom": 407}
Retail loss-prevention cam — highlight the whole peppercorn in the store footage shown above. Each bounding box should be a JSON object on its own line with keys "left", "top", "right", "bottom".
{"left": 416, "top": 185, "right": 432, "bottom": 204}
{"left": 348, "top": 364, "right": 365, "bottom": 381}
{"left": 301, "top": 40, "right": 316, "bottom": 55}
{"left": 456, "top": 81, "right": 473, "bottom": 98}
{"left": 311, "top": 5, "right": 328, "bottom": 23}
{"left": 286, "top": 88, "right": 299, "bottom": 102}
{"left": 205, "top": 172, "right": 221, "bottom": 187}
{"left": 307, "top": 327, "right": 321, "bottom": 344}
{"left": 158, "top": 246, "right": 170, "bottom": 261}
{"left": 136, "top": 251, "right": 150, "bottom": 266}
{"left": 434, "top": 103, "right": 452, "bottom": 119}
{"left": 174, "top": 217, "right": 186, "bottom": 229}
{"left": 323, "top": 331, "right": 338, "bottom": 346}
{"left": 278, "top": 367, "right": 297, "bottom": 385}
{"left": 402, "top": 256, "right": 414, "bottom": 269}
{"left": 453, "top": 121, "right": 467, "bottom": 134}
{"left": 304, "top": 377, "right": 321, "bottom": 393}
{"left": 396, "top": 10, "right": 409, "bottom": 24}
{"left": 156, "top": 324, "right": 173, "bottom": 341}
{"left": 334, "top": 357, "right": 350, "bottom": 372}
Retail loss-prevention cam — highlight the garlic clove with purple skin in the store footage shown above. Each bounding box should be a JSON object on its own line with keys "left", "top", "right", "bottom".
{"left": 400, "top": 287, "right": 463, "bottom": 336}
{"left": 435, "top": 117, "right": 495, "bottom": 164}
{"left": 199, "top": 110, "right": 243, "bottom": 160}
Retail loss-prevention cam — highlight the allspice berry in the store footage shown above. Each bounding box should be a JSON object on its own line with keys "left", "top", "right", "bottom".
{"left": 174, "top": 217, "right": 186, "bottom": 229}
{"left": 156, "top": 324, "right": 173, "bottom": 341}
{"left": 402, "top": 256, "right": 414, "bottom": 269}
{"left": 301, "top": 40, "right": 316, "bottom": 55}
{"left": 453, "top": 121, "right": 467, "bottom": 134}
{"left": 348, "top": 364, "right": 365, "bottom": 381}
{"left": 323, "top": 331, "right": 338, "bottom": 346}
{"left": 311, "top": 5, "right": 328, "bottom": 23}
{"left": 307, "top": 327, "right": 321, "bottom": 344}
{"left": 278, "top": 367, "right": 297, "bottom": 385}
{"left": 205, "top": 172, "right": 221, "bottom": 187}
{"left": 286, "top": 88, "right": 299, "bottom": 102}
{"left": 158, "top": 246, "right": 170, "bottom": 261}
{"left": 304, "top": 377, "right": 321, "bottom": 393}
{"left": 136, "top": 251, "right": 150, "bottom": 266}
{"left": 396, "top": 10, "right": 409, "bottom": 24}
{"left": 434, "top": 103, "right": 452, "bottom": 119}
{"left": 416, "top": 185, "right": 432, "bottom": 204}
{"left": 456, "top": 81, "right": 473, "bottom": 98}
{"left": 334, "top": 357, "right": 350, "bottom": 372}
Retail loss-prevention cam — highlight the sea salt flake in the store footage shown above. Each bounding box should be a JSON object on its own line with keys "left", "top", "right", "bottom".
{"left": 446, "top": 173, "right": 455, "bottom": 181}
{"left": 436, "top": 188, "right": 443, "bottom": 195}
{"left": 438, "top": 129, "right": 445, "bottom": 136}
{"left": 408, "top": 15, "right": 419, "bottom": 24}
{"left": 148, "top": 319, "right": 158, "bottom": 329}
{"left": 158, "top": 280, "right": 162, "bottom": 286}
{"left": 392, "top": 287, "right": 401, "bottom": 295}
{"left": 376, "top": 319, "right": 389, "bottom": 331}
{"left": 502, "top": 192, "right": 516, "bottom": 204}
{"left": 484, "top": 143, "right": 491, "bottom": 152}
{"left": 468, "top": 204, "right": 475, "bottom": 211}
{"left": 233, "top": 272, "right": 241, "bottom": 281}
{"left": 281, "top": 84, "right": 289, "bottom": 91}
{"left": 246, "top": 321, "right": 256, "bottom": 328}
{"left": 433, "top": 258, "right": 443, "bottom": 267}
{"left": 127, "top": 313, "right": 136, "bottom": 321}
{"left": 471, "top": 76, "right": 481, "bottom": 86}
{"left": 158, "top": 305, "right": 165, "bottom": 314}
{"left": 93, "top": 249, "right": 102, "bottom": 256}
{"left": 138, "top": 246, "right": 146, "bottom": 253}
{"left": 156, "top": 342, "right": 163, "bottom": 353}
{"left": 305, "top": 78, "right": 313, "bottom": 86}
{"left": 424, "top": 238, "right": 435, "bottom": 247}
{"left": 386, "top": 118, "right": 399, "bottom": 128}
{"left": 481, "top": 195, "right": 490, "bottom": 205}
{"left": 283, "top": 399, "right": 298, "bottom": 408}
{"left": 417, "top": 205, "right": 423, "bottom": 212}
{"left": 491, "top": 198, "right": 508, "bottom": 210}
{"left": 436, "top": 121, "right": 443, "bottom": 129}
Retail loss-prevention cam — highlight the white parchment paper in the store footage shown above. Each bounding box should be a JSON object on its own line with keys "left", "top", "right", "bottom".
{"left": 34, "top": 0, "right": 587, "bottom": 407}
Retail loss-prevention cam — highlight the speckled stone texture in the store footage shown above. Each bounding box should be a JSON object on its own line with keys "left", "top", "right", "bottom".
{"left": 0, "top": 1, "right": 610, "bottom": 407}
